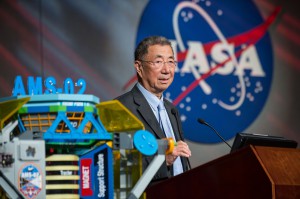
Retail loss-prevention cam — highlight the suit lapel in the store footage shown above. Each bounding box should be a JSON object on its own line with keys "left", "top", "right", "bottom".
{"left": 131, "top": 86, "right": 166, "bottom": 139}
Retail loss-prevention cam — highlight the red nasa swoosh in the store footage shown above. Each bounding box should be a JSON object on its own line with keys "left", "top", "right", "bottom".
{"left": 123, "top": 7, "right": 281, "bottom": 106}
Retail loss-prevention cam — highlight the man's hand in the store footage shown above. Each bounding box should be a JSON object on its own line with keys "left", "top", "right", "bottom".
{"left": 166, "top": 140, "right": 191, "bottom": 166}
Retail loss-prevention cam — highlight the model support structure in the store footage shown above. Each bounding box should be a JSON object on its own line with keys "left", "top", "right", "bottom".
{"left": 0, "top": 94, "right": 174, "bottom": 199}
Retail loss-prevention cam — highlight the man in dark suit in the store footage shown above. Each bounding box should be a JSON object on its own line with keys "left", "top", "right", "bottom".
{"left": 116, "top": 36, "right": 191, "bottom": 183}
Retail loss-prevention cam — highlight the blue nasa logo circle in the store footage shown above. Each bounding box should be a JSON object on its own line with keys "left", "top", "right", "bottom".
{"left": 136, "top": 0, "right": 273, "bottom": 143}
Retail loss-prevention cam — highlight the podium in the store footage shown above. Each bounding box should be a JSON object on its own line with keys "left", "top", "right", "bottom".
{"left": 146, "top": 145, "right": 300, "bottom": 199}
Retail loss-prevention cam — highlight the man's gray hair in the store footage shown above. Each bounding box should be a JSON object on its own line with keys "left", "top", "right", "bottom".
{"left": 134, "top": 36, "right": 173, "bottom": 61}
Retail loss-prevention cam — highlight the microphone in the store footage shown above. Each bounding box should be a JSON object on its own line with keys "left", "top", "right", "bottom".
{"left": 197, "top": 118, "right": 232, "bottom": 149}
{"left": 171, "top": 108, "right": 192, "bottom": 170}
{"left": 171, "top": 108, "right": 176, "bottom": 115}
{"left": 171, "top": 108, "right": 183, "bottom": 141}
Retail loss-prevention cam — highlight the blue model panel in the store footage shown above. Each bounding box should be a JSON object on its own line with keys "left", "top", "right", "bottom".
{"left": 66, "top": 106, "right": 85, "bottom": 112}
{"left": 79, "top": 144, "right": 113, "bottom": 199}
{"left": 27, "top": 106, "right": 50, "bottom": 113}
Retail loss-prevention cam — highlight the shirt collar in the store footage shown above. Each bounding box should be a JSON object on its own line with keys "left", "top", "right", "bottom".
{"left": 136, "top": 82, "right": 164, "bottom": 110}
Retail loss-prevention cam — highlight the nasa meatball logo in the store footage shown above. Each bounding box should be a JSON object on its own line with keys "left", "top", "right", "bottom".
{"left": 136, "top": 0, "right": 277, "bottom": 143}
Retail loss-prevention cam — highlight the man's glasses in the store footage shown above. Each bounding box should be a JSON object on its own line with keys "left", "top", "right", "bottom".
{"left": 139, "top": 60, "right": 177, "bottom": 69}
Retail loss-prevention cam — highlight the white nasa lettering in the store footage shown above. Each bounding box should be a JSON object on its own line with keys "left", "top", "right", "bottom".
{"left": 170, "top": 40, "right": 179, "bottom": 72}
{"left": 210, "top": 43, "right": 235, "bottom": 75}
{"left": 173, "top": 41, "right": 265, "bottom": 78}
{"left": 235, "top": 45, "right": 265, "bottom": 77}
{"left": 181, "top": 41, "right": 210, "bottom": 74}
{"left": 82, "top": 166, "right": 90, "bottom": 189}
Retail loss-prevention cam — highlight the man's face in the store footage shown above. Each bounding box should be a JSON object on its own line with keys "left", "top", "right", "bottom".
{"left": 135, "top": 44, "right": 175, "bottom": 98}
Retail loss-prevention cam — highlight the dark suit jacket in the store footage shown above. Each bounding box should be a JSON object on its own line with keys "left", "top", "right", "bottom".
{"left": 116, "top": 84, "right": 189, "bottom": 183}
